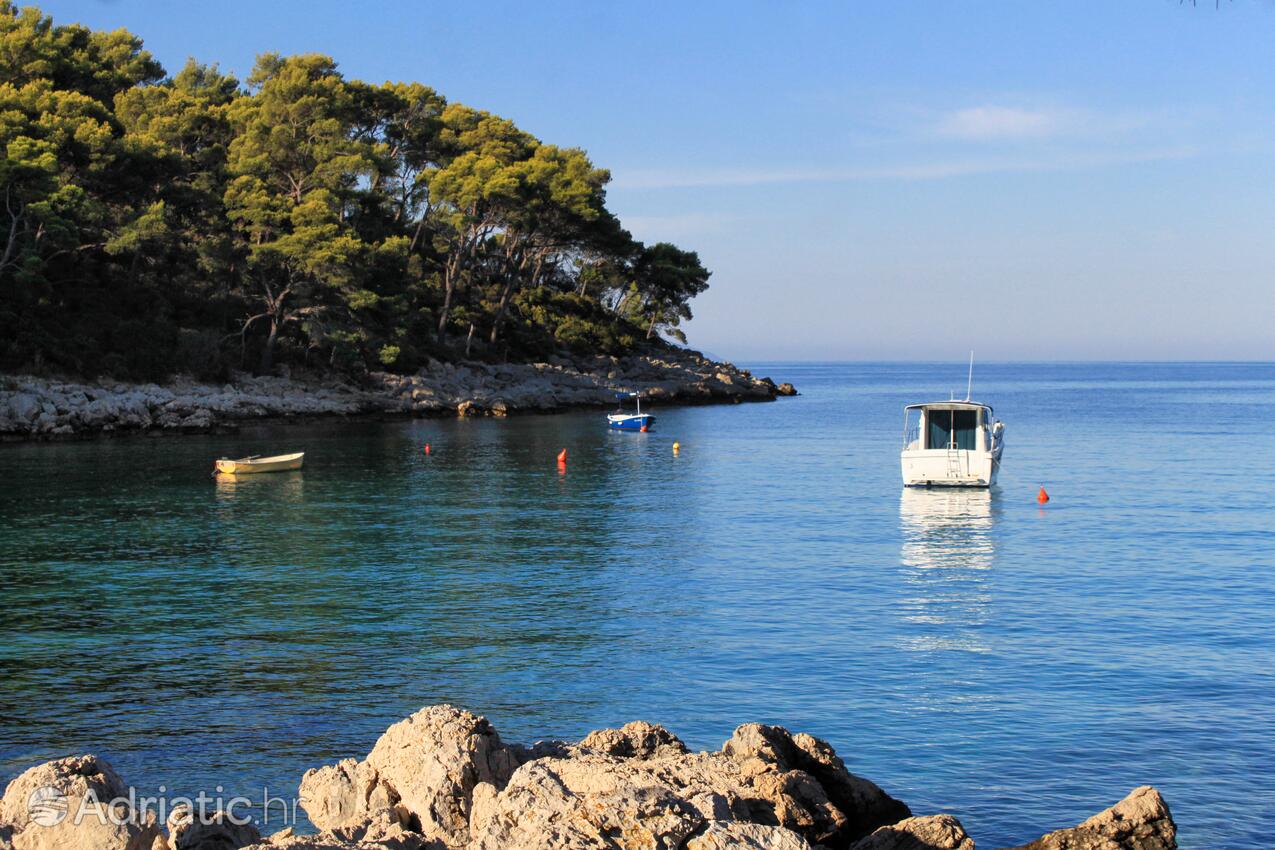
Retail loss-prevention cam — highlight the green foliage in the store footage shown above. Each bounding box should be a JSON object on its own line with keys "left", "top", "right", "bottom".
{"left": 620, "top": 243, "right": 711, "bottom": 342}
{"left": 0, "top": 3, "right": 713, "bottom": 379}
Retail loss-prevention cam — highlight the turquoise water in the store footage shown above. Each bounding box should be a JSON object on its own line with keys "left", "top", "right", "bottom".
{"left": 2, "top": 363, "right": 1273, "bottom": 848}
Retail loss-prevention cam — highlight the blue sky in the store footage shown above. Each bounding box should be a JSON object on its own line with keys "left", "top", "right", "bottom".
{"left": 48, "top": 1, "right": 1275, "bottom": 360}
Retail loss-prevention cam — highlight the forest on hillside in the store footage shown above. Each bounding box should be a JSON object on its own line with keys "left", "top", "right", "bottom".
{"left": 0, "top": 3, "right": 711, "bottom": 380}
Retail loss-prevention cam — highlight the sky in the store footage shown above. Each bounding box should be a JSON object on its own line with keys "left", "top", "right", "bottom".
{"left": 43, "top": 0, "right": 1275, "bottom": 361}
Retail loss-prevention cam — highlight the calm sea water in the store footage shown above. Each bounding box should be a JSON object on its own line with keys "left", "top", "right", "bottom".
{"left": 2, "top": 363, "right": 1273, "bottom": 848}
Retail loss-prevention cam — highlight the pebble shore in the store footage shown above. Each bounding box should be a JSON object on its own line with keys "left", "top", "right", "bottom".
{"left": 0, "top": 349, "right": 797, "bottom": 439}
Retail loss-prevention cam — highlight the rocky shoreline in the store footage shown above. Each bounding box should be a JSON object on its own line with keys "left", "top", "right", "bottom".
{"left": 0, "top": 704, "right": 1176, "bottom": 850}
{"left": 0, "top": 349, "right": 796, "bottom": 440}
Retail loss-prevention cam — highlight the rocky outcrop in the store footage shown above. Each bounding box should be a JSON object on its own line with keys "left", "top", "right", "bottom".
{"left": 722, "top": 723, "right": 912, "bottom": 845}
{"left": 850, "top": 815, "right": 974, "bottom": 850}
{"left": 298, "top": 760, "right": 393, "bottom": 833}
{"left": 301, "top": 709, "right": 908, "bottom": 850}
{"left": 300, "top": 706, "right": 518, "bottom": 847}
{"left": 1004, "top": 786, "right": 1176, "bottom": 850}
{"left": 467, "top": 762, "right": 710, "bottom": 849}
{"left": 0, "top": 710, "right": 1179, "bottom": 850}
{"left": 576, "top": 721, "right": 690, "bottom": 760}
{"left": 362, "top": 706, "right": 518, "bottom": 845}
{"left": 245, "top": 809, "right": 433, "bottom": 850}
{"left": 0, "top": 755, "right": 161, "bottom": 850}
{"left": 0, "top": 349, "right": 794, "bottom": 439}
{"left": 0, "top": 755, "right": 127, "bottom": 832}
{"left": 167, "top": 805, "right": 261, "bottom": 850}
{"left": 684, "top": 821, "right": 812, "bottom": 850}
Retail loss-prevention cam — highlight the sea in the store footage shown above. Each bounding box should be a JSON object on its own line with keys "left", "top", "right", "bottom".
{"left": 1, "top": 362, "right": 1272, "bottom": 848}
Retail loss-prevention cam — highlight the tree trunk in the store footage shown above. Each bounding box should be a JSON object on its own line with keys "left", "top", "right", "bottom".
{"left": 646, "top": 315, "right": 657, "bottom": 339}
{"left": 0, "top": 195, "right": 23, "bottom": 274}
{"left": 488, "top": 244, "right": 530, "bottom": 345}
{"left": 615, "top": 289, "right": 638, "bottom": 318}
{"left": 409, "top": 216, "right": 427, "bottom": 253}
{"left": 436, "top": 280, "right": 454, "bottom": 343}
{"left": 437, "top": 243, "right": 467, "bottom": 343}
{"left": 437, "top": 253, "right": 463, "bottom": 343}
{"left": 260, "top": 318, "right": 278, "bottom": 373}
{"left": 488, "top": 278, "right": 517, "bottom": 345}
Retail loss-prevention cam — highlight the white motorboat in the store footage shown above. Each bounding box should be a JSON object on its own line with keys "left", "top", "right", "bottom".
{"left": 900, "top": 356, "right": 1003, "bottom": 487}
{"left": 901, "top": 400, "right": 1003, "bottom": 487}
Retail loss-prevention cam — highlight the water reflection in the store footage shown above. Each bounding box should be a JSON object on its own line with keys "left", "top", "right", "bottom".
{"left": 898, "top": 488, "right": 996, "bottom": 652}
{"left": 900, "top": 488, "right": 994, "bottom": 571}
{"left": 213, "top": 470, "right": 306, "bottom": 503}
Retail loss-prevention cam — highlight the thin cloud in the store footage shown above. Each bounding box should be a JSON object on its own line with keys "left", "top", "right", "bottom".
{"left": 622, "top": 211, "right": 735, "bottom": 237}
{"left": 935, "top": 106, "right": 1069, "bottom": 140}
{"left": 929, "top": 103, "right": 1174, "bottom": 143}
{"left": 611, "top": 146, "right": 1200, "bottom": 191}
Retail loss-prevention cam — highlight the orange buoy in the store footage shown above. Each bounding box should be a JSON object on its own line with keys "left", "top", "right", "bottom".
{"left": 557, "top": 448, "right": 567, "bottom": 463}
{"left": 424, "top": 442, "right": 431, "bottom": 455}
{"left": 1037, "top": 486, "right": 1050, "bottom": 504}
{"left": 639, "top": 424, "right": 648, "bottom": 433}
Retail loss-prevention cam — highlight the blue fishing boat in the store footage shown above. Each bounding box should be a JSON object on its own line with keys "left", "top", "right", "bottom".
{"left": 607, "top": 392, "right": 655, "bottom": 431}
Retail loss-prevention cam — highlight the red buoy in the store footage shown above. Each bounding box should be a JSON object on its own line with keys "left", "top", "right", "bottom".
{"left": 557, "top": 448, "right": 567, "bottom": 463}
{"left": 1037, "top": 486, "right": 1050, "bottom": 504}
{"left": 424, "top": 443, "right": 431, "bottom": 455}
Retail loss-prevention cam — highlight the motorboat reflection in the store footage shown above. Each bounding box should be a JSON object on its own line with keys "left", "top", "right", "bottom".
{"left": 897, "top": 487, "right": 995, "bottom": 653}
{"left": 900, "top": 487, "right": 994, "bottom": 571}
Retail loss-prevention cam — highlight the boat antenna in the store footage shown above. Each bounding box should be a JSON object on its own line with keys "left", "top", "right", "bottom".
{"left": 965, "top": 350, "right": 974, "bottom": 401}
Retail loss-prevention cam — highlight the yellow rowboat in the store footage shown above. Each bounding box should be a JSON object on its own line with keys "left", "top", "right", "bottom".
{"left": 214, "top": 452, "right": 304, "bottom": 475}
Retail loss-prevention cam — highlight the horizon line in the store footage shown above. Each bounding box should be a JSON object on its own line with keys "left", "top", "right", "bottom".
{"left": 714, "top": 356, "right": 1275, "bottom": 365}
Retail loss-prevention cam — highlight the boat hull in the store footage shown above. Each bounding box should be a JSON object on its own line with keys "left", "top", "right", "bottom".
{"left": 901, "top": 448, "right": 1001, "bottom": 488}
{"left": 215, "top": 452, "right": 305, "bottom": 475}
{"left": 607, "top": 414, "right": 655, "bottom": 432}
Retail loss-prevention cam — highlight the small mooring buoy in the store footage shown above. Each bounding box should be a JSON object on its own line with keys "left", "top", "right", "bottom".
{"left": 424, "top": 442, "right": 431, "bottom": 455}
{"left": 1037, "top": 486, "right": 1050, "bottom": 504}
{"left": 672, "top": 441, "right": 680, "bottom": 455}
{"left": 557, "top": 448, "right": 567, "bottom": 464}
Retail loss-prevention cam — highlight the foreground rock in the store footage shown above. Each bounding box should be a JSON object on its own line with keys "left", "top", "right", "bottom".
{"left": 850, "top": 815, "right": 973, "bottom": 850}
{"left": 300, "top": 706, "right": 518, "bottom": 846}
{"left": 0, "top": 755, "right": 160, "bottom": 850}
{"left": 298, "top": 709, "right": 907, "bottom": 850}
{"left": 168, "top": 805, "right": 261, "bottom": 850}
{"left": 0, "top": 349, "right": 793, "bottom": 438}
{"left": 0, "top": 707, "right": 1177, "bottom": 850}
{"left": 1005, "top": 786, "right": 1175, "bottom": 850}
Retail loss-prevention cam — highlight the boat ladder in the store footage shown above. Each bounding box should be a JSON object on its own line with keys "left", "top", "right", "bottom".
{"left": 946, "top": 448, "right": 964, "bottom": 477}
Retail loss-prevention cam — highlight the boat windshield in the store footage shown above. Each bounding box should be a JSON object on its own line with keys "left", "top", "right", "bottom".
{"left": 927, "top": 409, "right": 979, "bottom": 450}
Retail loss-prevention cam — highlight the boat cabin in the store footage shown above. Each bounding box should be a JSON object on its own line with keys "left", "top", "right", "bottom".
{"left": 613, "top": 391, "right": 644, "bottom": 415}
{"left": 903, "top": 401, "right": 998, "bottom": 453}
